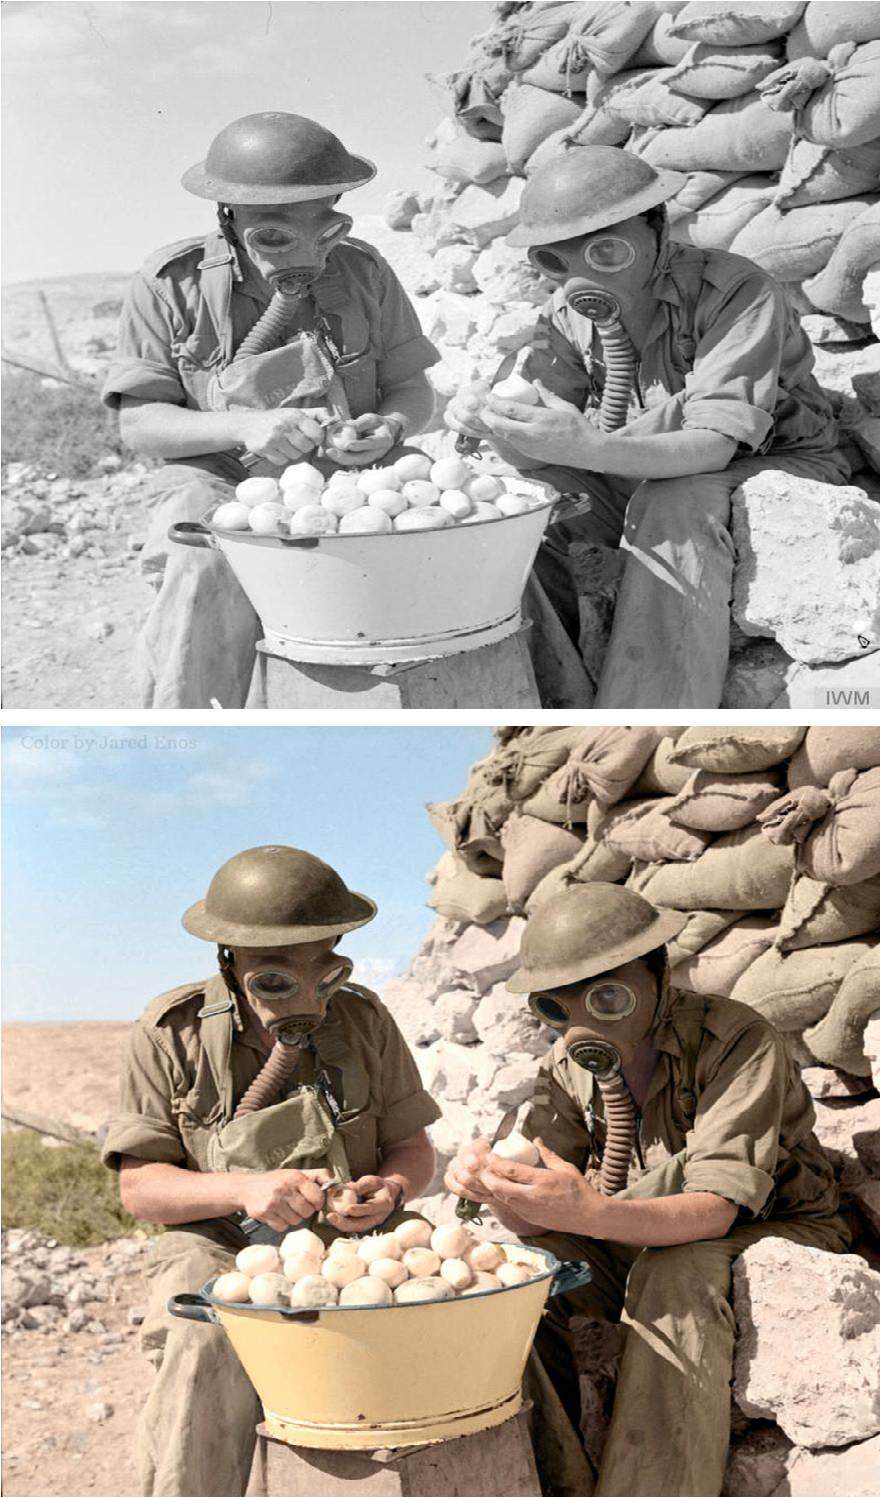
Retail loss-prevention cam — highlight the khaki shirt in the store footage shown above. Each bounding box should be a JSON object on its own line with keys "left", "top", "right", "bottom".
{"left": 521, "top": 990, "right": 841, "bottom": 1224}
{"left": 101, "top": 233, "right": 439, "bottom": 483}
{"left": 521, "top": 238, "right": 846, "bottom": 468}
{"left": 101, "top": 975, "right": 440, "bottom": 1182}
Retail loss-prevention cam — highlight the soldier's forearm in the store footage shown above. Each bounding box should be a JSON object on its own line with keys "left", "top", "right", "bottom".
{"left": 118, "top": 397, "right": 248, "bottom": 460}
{"left": 590, "top": 1189, "right": 738, "bottom": 1246}
{"left": 586, "top": 427, "right": 737, "bottom": 480}
{"left": 377, "top": 374, "right": 436, "bottom": 440}
{"left": 118, "top": 1157, "right": 248, "bottom": 1224}
{"left": 378, "top": 1131, "right": 436, "bottom": 1201}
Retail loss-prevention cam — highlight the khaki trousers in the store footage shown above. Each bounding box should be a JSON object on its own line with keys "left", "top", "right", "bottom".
{"left": 529, "top": 448, "right": 849, "bottom": 709}
{"left": 136, "top": 1231, "right": 261, "bottom": 1497}
{"left": 525, "top": 1213, "right": 850, "bottom": 1497}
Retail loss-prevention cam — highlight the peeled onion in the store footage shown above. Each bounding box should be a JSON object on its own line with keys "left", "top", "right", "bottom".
{"left": 368, "top": 488, "right": 408, "bottom": 517}
{"left": 492, "top": 1132, "right": 541, "bottom": 1167}
{"left": 339, "top": 507, "right": 393, "bottom": 535}
{"left": 212, "top": 1271, "right": 252, "bottom": 1302}
{"left": 325, "top": 1184, "right": 360, "bottom": 1213}
{"left": 282, "top": 1252, "right": 325, "bottom": 1283}
{"left": 322, "top": 1255, "right": 368, "bottom": 1289}
{"left": 248, "top": 1272, "right": 290, "bottom": 1306}
{"left": 369, "top": 1257, "right": 409, "bottom": 1288}
{"left": 236, "top": 1244, "right": 281, "bottom": 1276}
{"left": 465, "top": 474, "right": 504, "bottom": 503}
{"left": 497, "top": 1263, "right": 535, "bottom": 1288}
{"left": 439, "top": 489, "right": 472, "bottom": 520}
{"left": 248, "top": 502, "right": 288, "bottom": 535}
{"left": 496, "top": 494, "right": 534, "bottom": 518}
{"left": 358, "top": 1233, "right": 402, "bottom": 1265}
{"left": 393, "top": 453, "right": 433, "bottom": 482}
{"left": 492, "top": 374, "right": 540, "bottom": 405}
{"left": 282, "top": 481, "right": 326, "bottom": 513}
{"left": 466, "top": 1241, "right": 505, "bottom": 1274}
{"left": 327, "top": 1238, "right": 360, "bottom": 1259}
{"left": 212, "top": 502, "right": 252, "bottom": 531}
{"left": 393, "top": 1220, "right": 433, "bottom": 1251}
{"left": 235, "top": 476, "right": 281, "bottom": 506}
{"left": 462, "top": 1271, "right": 502, "bottom": 1295}
{"left": 291, "top": 1274, "right": 339, "bottom": 1308}
{"left": 279, "top": 462, "right": 323, "bottom": 492}
{"left": 339, "top": 1277, "right": 393, "bottom": 1307}
{"left": 460, "top": 502, "right": 502, "bottom": 524}
{"left": 280, "top": 1230, "right": 324, "bottom": 1261}
{"left": 393, "top": 508, "right": 452, "bottom": 531}
{"left": 440, "top": 1258, "right": 473, "bottom": 1292}
{"left": 321, "top": 483, "right": 364, "bottom": 517}
{"left": 403, "top": 1247, "right": 442, "bottom": 1278}
{"left": 394, "top": 1276, "right": 454, "bottom": 1304}
{"left": 288, "top": 505, "right": 338, "bottom": 536}
{"left": 358, "top": 468, "right": 402, "bottom": 495}
{"left": 401, "top": 479, "right": 441, "bottom": 508}
{"left": 430, "top": 456, "right": 471, "bottom": 490}
{"left": 431, "top": 1224, "right": 472, "bottom": 1260}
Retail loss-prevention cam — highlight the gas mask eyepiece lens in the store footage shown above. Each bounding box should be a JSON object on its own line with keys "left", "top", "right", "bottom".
{"left": 529, "top": 993, "right": 572, "bottom": 1028}
{"left": 582, "top": 236, "right": 637, "bottom": 273}
{"left": 528, "top": 247, "right": 571, "bottom": 279}
{"left": 584, "top": 982, "right": 637, "bottom": 1020}
{"left": 317, "top": 958, "right": 353, "bottom": 998}
{"left": 246, "top": 970, "right": 301, "bottom": 1002}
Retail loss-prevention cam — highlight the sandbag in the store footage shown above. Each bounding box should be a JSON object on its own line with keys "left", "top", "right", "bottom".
{"left": 600, "top": 796, "right": 713, "bottom": 861}
{"left": 630, "top": 12, "right": 692, "bottom": 68}
{"left": 789, "top": 727, "right": 880, "bottom": 786}
{"left": 492, "top": 2, "right": 585, "bottom": 73}
{"left": 775, "top": 872, "right": 880, "bottom": 952}
{"left": 562, "top": 2, "right": 658, "bottom": 77}
{"left": 670, "top": 176, "right": 775, "bottom": 250}
{"left": 669, "top": 1, "right": 806, "bottom": 47}
{"left": 729, "top": 939, "right": 876, "bottom": 1031}
{"left": 500, "top": 813, "right": 584, "bottom": 912}
{"left": 429, "top": 859, "right": 509, "bottom": 925}
{"left": 730, "top": 196, "right": 877, "bottom": 281}
{"left": 632, "top": 735, "right": 693, "bottom": 795}
{"left": 526, "top": 834, "right": 633, "bottom": 913}
{"left": 526, "top": 108, "right": 632, "bottom": 175}
{"left": 671, "top": 915, "right": 779, "bottom": 996}
{"left": 521, "top": 761, "right": 592, "bottom": 825}
{"left": 593, "top": 66, "right": 709, "bottom": 127}
{"left": 557, "top": 727, "right": 662, "bottom": 807}
{"left": 759, "top": 767, "right": 880, "bottom": 886}
{"left": 666, "top": 768, "right": 782, "bottom": 832}
{"left": 634, "top": 92, "right": 793, "bottom": 172}
{"left": 775, "top": 139, "right": 880, "bottom": 211}
{"left": 787, "top": 3, "right": 880, "bottom": 61}
{"left": 667, "top": 41, "right": 784, "bottom": 100}
{"left": 639, "top": 826, "right": 796, "bottom": 910}
{"left": 797, "top": 41, "right": 880, "bottom": 148}
{"left": 666, "top": 169, "right": 750, "bottom": 221}
{"left": 427, "top": 117, "right": 510, "bottom": 186}
{"left": 521, "top": 34, "right": 591, "bottom": 94}
{"left": 442, "top": 58, "right": 509, "bottom": 141}
{"left": 802, "top": 944, "right": 880, "bottom": 1075}
{"left": 802, "top": 203, "right": 880, "bottom": 322}
{"left": 501, "top": 81, "right": 587, "bottom": 173}
{"left": 666, "top": 909, "right": 741, "bottom": 967}
{"left": 427, "top": 798, "right": 459, "bottom": 850}
{"left": 668, "top": 725, "right": 807, "bottom": 773}
{"left": 500, "top": 726, "right": 587, "bottom": 804}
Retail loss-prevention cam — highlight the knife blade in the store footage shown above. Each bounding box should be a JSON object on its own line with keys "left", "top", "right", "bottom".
{"left": 455, "top": 1105, "right": 521, "bottom": 1223}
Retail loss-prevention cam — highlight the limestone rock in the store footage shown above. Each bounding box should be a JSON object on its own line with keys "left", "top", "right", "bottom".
{"left": 449, "top": 917, "right": 527, "bottom": 989}
{"left": 481, "top": 303, "right": 540, "bottom": 352}
{"left": 433, "top": 988, "right": 480, "bottom": 1044}
{"left": 432, "top": 245, "right": 479, "bottom": 294}
{"left": 863, "top": 1014, "right": 880, "bottom": 1091}
{"left": 731, "top": 472, "right": 880, "bottom": 663}
{"left": 447, "top": 178, "right": 524, "bottom": 249}
{"left": 863, "top": 268, "right": 880, "bottom": 341}
{"left": 732, "top": 1238, "right": 880, "bottom": 1447}
{"left": 812, "top": 1097, "right": 880, "bottom": 1186}
{"left": 384, "top": 189, "right": 421, "bottom": 231}
{"left": 772, "top": 653, "right": 880, "bottom": 707}
{"left": 425, "top": 291, "right": 478, "bottom": 348}
{"left": 850, "top": 414, "right": 880, "bottom": 476}
{"left": 777, "top": 1434, "right": 880, "bottom": 1497}
{"left": 473, "top": 239, "right": 548, "bottom": 306}
{"left": 417, "top": 1039, "right": 478, "bottom": 1104}
{"left": 473, "top": 981, "right": 547, "bottom": 1059}
{"left": 476, "top": 1053, "right": 539, "bottom": 1109}
{"left": 800, "top": 1065, "right": 875, "bottom": 1100}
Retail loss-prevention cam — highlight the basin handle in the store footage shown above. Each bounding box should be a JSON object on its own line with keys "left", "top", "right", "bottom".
{"left": 168, "top": 521, "right": 216, "bottom": 550}
{"left": 549, "top": 1260, "right": 593, "bottom": 1297}
{"left": 167, "top": 1291, "right": 219, "bottom": 1324}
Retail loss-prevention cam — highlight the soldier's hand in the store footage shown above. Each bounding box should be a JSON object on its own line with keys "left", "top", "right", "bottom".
{"left": 479, "top": 1137, "right": 596, "bottom": 1234}
{"left": 324, "top": 1175, "right": 399, "bottom": 1234}
{"left": 324, "top": 413, "right": 397, "bottom": 467}
{"left": 237, "top": 408, "right": 327, "bottom": 464}
{"left": 238, "top": 1167, "right": 333, "bottom": 1230}
{"left": 444, "top": 1136, "right": 493, "bottom": 1205}
{"left": 443, "top": 386, "right": 491, "bottom": 441}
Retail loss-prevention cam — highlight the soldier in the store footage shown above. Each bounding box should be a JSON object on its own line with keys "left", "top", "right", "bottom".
{"left": 445, "top": 146, "right": 850, "bottom": 709}
{"left": 103, "top": 113, "right": 439, "bottom": 707}
{"left": 446, "top": 884, "right": 850, "bottom": 1497}
{"left": 102, "top": 845, "right": 439, "bottom": 1497}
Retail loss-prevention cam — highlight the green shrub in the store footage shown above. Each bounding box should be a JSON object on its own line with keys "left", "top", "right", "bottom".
{"left": 1, "top": 1130, "right": 159, "bottom": 1247}
{"left": 1, "top": 370, "right": 124, "bottom": 481}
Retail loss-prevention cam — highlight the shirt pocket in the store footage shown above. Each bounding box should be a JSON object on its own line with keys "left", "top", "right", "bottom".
{"left": 334, "top": 1109, "right": 379, "bottom": 1180}
{"left": 171, "top": 1088, "right": 223, "bottom": 1171}
{"left": 325, "top": 306, "right": 378, "bottom": 417}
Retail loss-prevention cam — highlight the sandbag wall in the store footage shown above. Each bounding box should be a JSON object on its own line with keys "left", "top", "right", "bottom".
{"left": 382, "top": 724, "right": 880, "bottom": 1204}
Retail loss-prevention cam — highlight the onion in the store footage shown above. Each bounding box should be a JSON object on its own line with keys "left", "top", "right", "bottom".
{"left": 466, "top": 1241, "right": 505, "bottom": 1274}
{"left": 430, "top": 1224, "right": 472, "bottom": 1260}
{"left": 402, "top": 1247, "right": 442, "bottom": 1278}
{"left": 322, "top": 1255, "right": 368, "bottom": 1289}
{"left": 235, "top": 1244, "right": 281, "bottom": 1276}
{"left": 248, "top": 1272, "right": 290, "bottom": 1306}
{"left": 440, "top": 1258, "right": 473, "bottom": 1292}
{"left": 291, "top": 1274, "right": 339, "bottom": 1308}
{"left": 339, "top": 1277, "right": 393, "bottom": 1307}
{"left": 280, "top": 1229, "right": 324, "bottom": 1261}
{"left": 497, "top": 1263, "right": 534, "bottom": 1287}
{"left": 369, "top": 1257, "right": 409, "bottom": 1288}
{"left": 394, "top": 1276, "right": 454, "bottom": 1304}
{"left": 393, "top": 1219, "right": 433, "bottom": 1251}
{"left": 282, "top": 1252, "right": 325, "bottom": 1284}
{"left": 462, "top": 1271, "right": 502, "bottom": 1295}
{"left": 212, "top": 1271, "right": 252, "bottom": 1303}
{"left": 492, "top": 1131, "right": 541, "bottom": 1167}
{"left": 358, "top": 1233, "right": 402, "bottom": 1264}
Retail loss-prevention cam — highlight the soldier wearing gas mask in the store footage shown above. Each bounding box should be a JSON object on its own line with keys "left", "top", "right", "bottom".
{"left": 102, "top": 845, "right": 438, "bottom": 1497}
{"left": 445, "top": 145, "right": 850, "bottom": 710}
{"left": 446, "top": 884, "right": 849, "bottom": 1497}
{"left": 102, "top": 113, "right": 439, "bottom": 708}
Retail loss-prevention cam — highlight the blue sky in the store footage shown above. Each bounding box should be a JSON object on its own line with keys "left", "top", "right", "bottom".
{"left": 2, "top": 0, "right": 495, "bottom": 283}
{"left": 2, "top": 725, "right": 491, "bottom": 1022}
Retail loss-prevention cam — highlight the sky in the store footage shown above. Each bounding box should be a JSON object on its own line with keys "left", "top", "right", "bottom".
{"left": 1, "top": 724, "right": 491, "bottom": 1023}
{"left": 1, "top": 0, "right": 495, "bottom": 284}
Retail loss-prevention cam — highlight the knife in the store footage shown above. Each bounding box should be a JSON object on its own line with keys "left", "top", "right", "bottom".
{"left": 455, "top": 1105, "right": 520, "bottom": 1223}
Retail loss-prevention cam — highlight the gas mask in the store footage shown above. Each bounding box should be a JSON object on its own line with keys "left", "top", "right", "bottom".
{"left": 223, "top": 947, "right": 353, "bottom": 1042}
{"left": 529, "top": 976, "right": 658, "bottom": 1079}
{"left": 235, "top": 206, "right": 353, "bottom": 293}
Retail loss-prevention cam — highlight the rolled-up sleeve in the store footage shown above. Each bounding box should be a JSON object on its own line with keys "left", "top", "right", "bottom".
{"left": 682, "top": 276, "right": 785, "bottom": 451}
{"left": 681, "top": 1023, "right": 787, "bottom": 1217}
{"left": 100, "top": 1022, "right": 187, "bottom": 1171}
{"left": 101, "top": 273, "right": 188, "bottom": 411}
{"left": 376, "top": 1011, "right": 442, "bottom": 1150}
{"left": 374, "top": 258, "right": 440, "bottom": 390}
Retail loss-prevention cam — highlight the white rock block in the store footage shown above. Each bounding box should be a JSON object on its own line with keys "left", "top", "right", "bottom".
{"left": 417, "top": 1040, "right": 478, "bottom": 1104}
{"left": 771, "top": 653, "right": 880, "bottom": 707}
{"left": 433, "top": 245, "right": 479, "bottom": 294}
{"left": 447, "top": 179, "right": 524, "bottom": 249}
{"left": 433, "top": 988, "right": 481, "bottom": 1044}
{"left": 449, "top": 917, "right": 527, "bottom": 989}
{"left": 425, "top": 291, "right": 479, "bottom": 348}
{"left": 812, "top": 1096, "right": 880, "bottom": 1186}
{"left": 731, "top": 471, "right": 880, "bottom": 663}
{"left": 863, "top": 268, "right": 880, "bottom": 341}
{"left": 473, "top": 240, "right": 548, "bottom": 306}
{"left": 777, "top": 1433, "right": 880, "bottom": 1497}
{"left": 733, "top": 1238, "right": 880, "bottom": 1448}
{"left": 473, "top": 982, "right": 546, "bottom": 1059}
